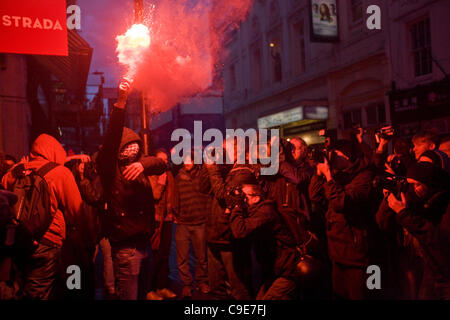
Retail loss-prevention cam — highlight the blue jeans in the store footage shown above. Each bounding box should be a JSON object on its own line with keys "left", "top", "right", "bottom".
{"left": 111, "top": 246, "right": 148, "bottom": 300}
{"left": 175, "top": 224, "right": 208, "bottom": 288}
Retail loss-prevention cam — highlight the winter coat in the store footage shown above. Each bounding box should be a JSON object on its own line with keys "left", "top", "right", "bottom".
{"left": 2, "top": 134, "right": 83, "bottom": 247}
{"left": 322, "top": 160, "right": 378, "bottom": 267}
{"left": 149, "top": 170, "right": 177, "bottom": 222}
{"left": 174, "top": 166, "right": 210, "bottom": 225}
{"left": 96, "top": 107, "right": 167, "bottom": 248}
{"left": 267, "top": 160, "right": 313, "bottom": 220}
{"left": 395, "top": 191, "right": 450, "bottom": 296}
{"left": 199, "top": 164, "right": 258, "bottom": 244}
{"left": 229, "top": 199, "right": 298, "bottom": 280}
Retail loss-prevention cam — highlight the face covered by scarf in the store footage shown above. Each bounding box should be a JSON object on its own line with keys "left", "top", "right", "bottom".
{"left": 118, "top": 142, "right": 140, "bottom": 166}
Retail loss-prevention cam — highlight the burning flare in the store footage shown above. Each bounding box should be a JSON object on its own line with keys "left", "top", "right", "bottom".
{"left": 116, "top": 23, "right": 151, "bottom": 83}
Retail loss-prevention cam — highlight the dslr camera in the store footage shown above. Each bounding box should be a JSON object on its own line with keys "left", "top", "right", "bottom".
{"left": 375, "top": 126, "right": 395, "bottom": 143}
{"left": 373, "top": 173, "right": 409, "bottom": 197}
{"left": 225, "top": 186, "right": 246, "bottom": 211}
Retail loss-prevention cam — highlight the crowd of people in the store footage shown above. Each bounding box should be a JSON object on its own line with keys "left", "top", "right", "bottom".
{"left": 0, "top": 84, "right": 449, "bottom": 300}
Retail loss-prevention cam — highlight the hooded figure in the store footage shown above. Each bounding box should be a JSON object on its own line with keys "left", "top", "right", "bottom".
{"left": 95, "top": 96, "right": 166, "bottom": 300}
{"left": 2, "top": 134, "right": 83, "bottom": 300}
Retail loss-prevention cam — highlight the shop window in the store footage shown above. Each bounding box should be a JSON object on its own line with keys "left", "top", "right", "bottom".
{"left": 350, "top": 0, "right": 363, "bottom": 25}
{"left": 343, "top": 109, "right": 362, "bottom": 129}
{"left": 410, "top": 17, "right": 432, "bottom": 77}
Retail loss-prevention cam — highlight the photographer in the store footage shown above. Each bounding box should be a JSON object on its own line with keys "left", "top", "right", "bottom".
{"left": 228, "top": 183, "right": 299, "bottom": 300}
{"left": 387, "top": 162, "right": 450, "bottom": 299}
{"left": 314, "top": 139, "right": 378, "bottom": 299}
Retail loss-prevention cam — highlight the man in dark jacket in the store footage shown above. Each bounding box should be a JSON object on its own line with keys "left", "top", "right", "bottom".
{"left": 200, "top": 161, "right": 253, "bottom": 300}
{"left": 387, "top": 162, "right": 450, "bottom": 299}
{"left": 229, "top": 183, "right": 299, "bottom": 300}
{"left": 315, "top": 140, "right": 377, "bottom": 299}
{"left": 96, "top": 82, "right": 167, "bottom": 300}
{"left": 174, "top": 153, "right": 211, "bottom": 298}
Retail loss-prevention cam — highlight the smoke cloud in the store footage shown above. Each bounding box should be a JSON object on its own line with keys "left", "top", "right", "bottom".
{"left": 117, "top": 0, "right": 254, "bottom": 113}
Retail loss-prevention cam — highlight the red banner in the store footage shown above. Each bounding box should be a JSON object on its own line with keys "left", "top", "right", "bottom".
{"left": 0, "top": 0, "right": 68, "bottom": 56}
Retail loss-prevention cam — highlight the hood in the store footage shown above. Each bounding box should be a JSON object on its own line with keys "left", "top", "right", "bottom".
{"left": 120, "top": 127, "right": 142, "bottom": 150}
{"left": 30, "top": 134, "right": 66, "bottom": 165}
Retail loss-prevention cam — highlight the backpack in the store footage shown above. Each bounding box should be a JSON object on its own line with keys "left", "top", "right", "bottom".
{"left": 7, "top": 162, "right": 59, "bottom": 252}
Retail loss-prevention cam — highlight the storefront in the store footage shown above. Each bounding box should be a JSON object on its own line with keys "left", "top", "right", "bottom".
{"left": 388, "top": 78, "right": 450, "bottom": 138}
{"left": 257, "top": 102, "right": 329, "bottom": 146}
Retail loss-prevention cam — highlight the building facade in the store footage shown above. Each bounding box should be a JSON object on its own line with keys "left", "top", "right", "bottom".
{"left": 219, "top": 0, "right": 450, "bottom": 147}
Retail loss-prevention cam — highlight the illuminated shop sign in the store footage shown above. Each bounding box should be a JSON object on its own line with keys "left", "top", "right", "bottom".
{"left": 258, "top": 106, "right": 328, "bottom": 128}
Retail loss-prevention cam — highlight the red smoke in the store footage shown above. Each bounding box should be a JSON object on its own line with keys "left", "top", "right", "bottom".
{"left": 125, "top": 0, "right": 254, "bottom": 113}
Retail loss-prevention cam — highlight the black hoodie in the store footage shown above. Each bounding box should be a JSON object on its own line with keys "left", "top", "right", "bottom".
{"left": 97, "top": 107, "right": 167, "bottom": 247}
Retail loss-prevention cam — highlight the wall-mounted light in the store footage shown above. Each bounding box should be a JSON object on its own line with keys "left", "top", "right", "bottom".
{"left": 269, "top": 42, "right": 275, "bottom": 48}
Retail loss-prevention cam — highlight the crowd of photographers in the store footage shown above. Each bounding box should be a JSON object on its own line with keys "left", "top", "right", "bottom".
{"left": 0, "top": 84, "right": 449, "bottom": 300}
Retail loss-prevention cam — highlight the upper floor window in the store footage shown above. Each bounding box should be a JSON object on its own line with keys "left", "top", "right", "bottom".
{"left": 410, "top": 17, "right": 432, "bottom": 77}
{"left": 343, "top": 109, "right": 362, "bottom": 129}
{"left": 366, "top": 103, "right": 386, "bottom": 126}
{"left": 292, "top": 21, "right": 306, "bottom": 75}
{"left": 350, "top": 0, "right": 363, "bottom": 25}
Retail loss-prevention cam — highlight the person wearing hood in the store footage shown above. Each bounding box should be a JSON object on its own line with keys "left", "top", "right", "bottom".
{"left": 95, "top": 82, "right": 167, "bottom": 300}
{"left": 315, "top": 139, "right": 379, "bottom": 299}
{"left": 387, "top": 162, "right": 450, "bottom": 299}
{"left": 2, "top": 134, "right": 83, "bottom": 299}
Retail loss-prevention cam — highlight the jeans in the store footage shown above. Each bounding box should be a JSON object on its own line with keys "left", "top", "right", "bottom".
{"left": 111, "top": 245, "right": 148, "bottom": 300}
{"left": 175, "top": 223, "right": 208, "bottom": 288}
{"left": 98, "top": 238, "right": 115, "bottom": 294}
{"left": 207, "top": 243, "right": 251, "bottom": 300}
{"left": 21, "top": 242, "right": 61, "bottom": 300}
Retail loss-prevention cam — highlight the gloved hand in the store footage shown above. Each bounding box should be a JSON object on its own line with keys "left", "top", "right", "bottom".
{"left": 115, "top": 78, "right": 132, "bottom": 109}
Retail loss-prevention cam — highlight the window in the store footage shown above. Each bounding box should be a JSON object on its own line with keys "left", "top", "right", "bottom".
{"left": 350, "top": 0, "right": 363, "bottom": 24}
{"left": 366, "top": 103, "right": 386, "bottom": 126}
{"left": 343, "top": 109, "right": 362, "bottom": 129}
{"left": 269, "top": 37, "right": 282, "bottom": 83}
{"left": 292, "top": 21, "right": 306, "bottom": 75}
{"left": 411, "top": 18, "right": 432, "bottom": 77}
{"left": 251, "top": 46, "right": 263, "bottom": 92}
{"left": 229, "top": 64, "right": 236, "bottom": 92}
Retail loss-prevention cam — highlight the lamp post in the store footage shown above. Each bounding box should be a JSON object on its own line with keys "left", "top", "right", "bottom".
{"left": 134, "top": 0, "right": 149, "bottom": 155}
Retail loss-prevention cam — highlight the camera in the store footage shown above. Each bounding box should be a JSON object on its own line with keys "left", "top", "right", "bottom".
{"left": 225, "top": 186, "right": 246, "bottom": 211}
{"left": 309, "top": 148, "right": 328, "bottom": 164}
{"left": 373, "top": 174, "right": 409, "bottom": 197}
{"left": 375, "top": 126, "right": 395, "bottom": 143}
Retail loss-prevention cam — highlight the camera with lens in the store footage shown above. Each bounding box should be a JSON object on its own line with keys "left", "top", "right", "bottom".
{"left": 225, "top": 186, "right": 246, "bottom": 211}
{"left": 373, "top": 174, "right": 409, "bottom": 197}
{"left": 309, "top": 148, "right": 328, "bottom": 164}
{"left": 375, "top": 126, "right": 395, "bottom": 143}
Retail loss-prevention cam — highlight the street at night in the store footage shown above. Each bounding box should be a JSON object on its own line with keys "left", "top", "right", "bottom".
{"left": 1, "top": 0, "right": 450, "bottom": 310}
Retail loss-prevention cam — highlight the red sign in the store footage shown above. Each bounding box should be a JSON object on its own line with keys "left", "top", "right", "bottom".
{"left": 0, "top": 0, "right": 68, "bottom": 56}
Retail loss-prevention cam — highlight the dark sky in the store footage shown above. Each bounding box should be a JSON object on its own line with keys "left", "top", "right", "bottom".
{"left": 78, "top": 0, "right": 136, "bottom": 88}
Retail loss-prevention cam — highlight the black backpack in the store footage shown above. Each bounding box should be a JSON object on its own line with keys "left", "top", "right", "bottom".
{"left": 6, "top": 162, "right": 59, "bottom": 252}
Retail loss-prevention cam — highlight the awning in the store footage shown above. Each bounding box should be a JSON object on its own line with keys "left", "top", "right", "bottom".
{"left": 32, "top": 29, "right": 93, "bottom": 99}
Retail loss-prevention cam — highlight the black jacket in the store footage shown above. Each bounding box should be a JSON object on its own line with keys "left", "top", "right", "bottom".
{"left": 396, "top": 191, "right": 450, "bottom": 290}
{"left": 199, "top": 164, "right": 258, "bottom": 244}
{"left": 96, "top": 107, "right": 167, "bottom": 247}
{"left": 229, "top": 200, "right": 298, "bottom": 280}
{"left": 321, "top": 160, "right": 378, "bottom": 267}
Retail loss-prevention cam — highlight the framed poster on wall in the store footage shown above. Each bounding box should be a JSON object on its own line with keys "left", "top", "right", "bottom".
{"left": 309, "top": 0, "right": 339, "bottom": 42}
